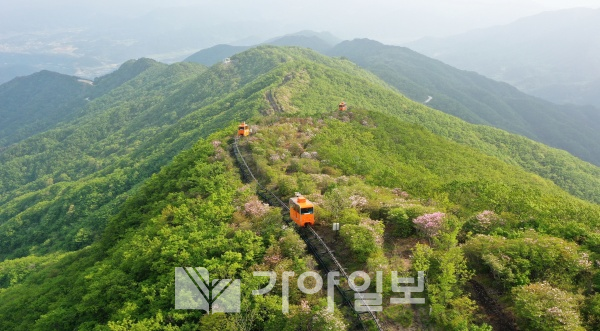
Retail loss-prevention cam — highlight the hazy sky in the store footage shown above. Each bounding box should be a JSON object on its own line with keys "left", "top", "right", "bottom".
{"left": 3, "top": 0, "right": 600, "bottom": 43}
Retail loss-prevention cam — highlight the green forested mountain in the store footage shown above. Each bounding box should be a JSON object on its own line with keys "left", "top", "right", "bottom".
{"left": 0, "top": 58, "right": 164, "bottom": 148}
{"left": 0, "top": 46, "right": 599, "bottom": 330}
{"left": 186, "top": 36, "right": 600, "bottom": 169}
{"left": 0, "top": 59, "right": 213, "bottom": 259}
{"left": 0, "top": 70, "right": 91, "bottom": 148}
{"left": 184, "top": 31, "right": 339, "bottom": 66}
{"left": 327, "top": 38, "right": 600, "bottom": 167}
{"left": 184, "top": 44, "right": 251, "bottom": 66}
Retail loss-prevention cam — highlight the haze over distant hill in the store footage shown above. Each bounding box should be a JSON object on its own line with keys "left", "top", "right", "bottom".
{"left": 184, "top": 31, "right": 340, "bottom": 66}
{"left": 407, "top": 8, "right": 600, "bottom": 108}
{"left": 4, "top": 1, "right": 593, "bottom": 85}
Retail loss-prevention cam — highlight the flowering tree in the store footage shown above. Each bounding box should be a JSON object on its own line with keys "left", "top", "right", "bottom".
{"left": 311, "top": 306, "right": 348, "bottom": 330}
{"left": 475, "top": 210, "right": 498, "bottom": 226}
{"left": 413, "top": 212, "right": 446, "bottom": 238}
{"left": 473, "top": 210, "right": 502, "bottom": 232}
{"left": 243, "top": 198, "right": 270, "bottom": 218}
{"left": 513, "top": 282, "right": 584, "bottom": 331}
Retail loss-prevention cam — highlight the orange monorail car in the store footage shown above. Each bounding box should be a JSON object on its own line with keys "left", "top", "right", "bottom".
{"left": 289, "top": 193, "right": 315, "bottom": 227}
{"left": 238, "top": 122, "right": 250, "bottom": 136}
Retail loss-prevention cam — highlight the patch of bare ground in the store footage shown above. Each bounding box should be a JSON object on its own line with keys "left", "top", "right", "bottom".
{"left": 467, "top": 275, "right": 517, "bottom": 331}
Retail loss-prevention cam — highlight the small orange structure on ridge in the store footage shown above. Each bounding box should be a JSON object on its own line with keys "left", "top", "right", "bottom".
{"left": 338, "top": 101, "right": 347, "bottom": 111}
{"left": 289, "top": 193, "right": 315, "bottom": 227}
{"left": 238, "top": 122, "right": 250, "bottom": 136}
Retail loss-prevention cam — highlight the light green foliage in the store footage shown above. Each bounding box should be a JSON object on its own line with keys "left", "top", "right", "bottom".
{"left": 295, "top": 173, "right": 318, "bottom": 194}
{"left": 107, "top": 310, "right": 182, "bottom": 331}
{"left": 411, "top": 215, "right": 477, "bottom": 330}
{"left": 310, "top": 110, "right": 600, "bottom": 243}
{"left": 339, "top": 208, "right": 361, "bottom": 225}
{"left": 0, "top": 252, "right": 66, "bottom": 290}
{"left": 328, "top": 39, "right": 600, "bottom": 168}
{"left": 3, "top": 45, "right": 600, "bottom": 262}
{"left": 0, "top": 136, "right": 314, "bottom": 330}
{"left": 241, "top": 104, "right": 600, "bottom": 329}
{"left": 411, "top": 243, "right": 433, "bottom": 274}
{"left": 463, "top": 231, "right": 592, "bottom": 288}
{"left": 427, "top": 245, "right": 475, "bottom": 329}
{"left": 387, "top": 207, "right": 414, "bottom": 237}
{"left": 276, "top": 51, "right": 600, "bottom": 205}
{"left": 323, "top": 187, "right": 351, "bottom": 222}
{"left": 339, "top": 224, "right": 379, "bottom": 263}
{"left": 197, "top": 313, "right": 237, "bottom": 331}
{"left": 2, "top": 45, "right": 600, "bottom": 330}
{"left": 0, "top": 60, "right": 236, "bottom": 259}
{"left": 277, "top": 176, "right": 298, "bottom": 197}
{"left": 513, "top": 282, "right": 585, "bottom": 331}
{"left": 432, "top": 215, "right": 461, "bottom": 250}
{"left": 279, "top": 228, "right": 307, "bottom": 261}
{"left": 381, "top": 304, "right": 413, "bottom": 327}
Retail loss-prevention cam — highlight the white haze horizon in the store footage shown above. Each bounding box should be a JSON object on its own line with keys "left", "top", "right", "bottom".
{"left": 1, "top": 0, "right": 599, "bottom": 84}
{"left": 2, "top": 0, "right": 600, "bottom": 45}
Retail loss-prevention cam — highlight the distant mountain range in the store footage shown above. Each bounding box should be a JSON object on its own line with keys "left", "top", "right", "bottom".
{"left": 184, "top": 35, "right": 600, "bottom": 167}
{"left": 184, "top": 31, "right": 340, "bottom": 65}
{"left": 407, "top": 8, "right": 600, "bottom": 108}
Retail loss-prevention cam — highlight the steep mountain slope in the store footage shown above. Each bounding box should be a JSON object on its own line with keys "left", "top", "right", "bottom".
{"left": 0, "top": 58, "right": 164, "bottom": 149}
{"left": 0, "top": 133, "right": 340, "bottom": 330}
{"left": 0, "top": 59, "right": 213, "bottom": 259}
{"left": 407, "top": 8, "right": 600, "bottom": 107}
{"left": 250, "top": 48, "right": 600, "bottom": 205}
{"left": 0, "top": 71, "right": 91, "bottom": 148}
{"left": 327, "top": 38, "right": 600, "bottom": 167}
{"left": 186, "top": 36, "right": 600, "bottom": 168}
{"left": 0, "top": 108, "right": 598, "bottom": 330}
{"left": 0, "top": 45, "right": 600, "bottom": 330}
{"left": 0, "top": 46, "right": 379, "bottom": 260}
{"left": 246, "top": 111, "right": 600, "bottom": 329}
{"left": 3, "top": 46, "right": 600, "bottom": 263}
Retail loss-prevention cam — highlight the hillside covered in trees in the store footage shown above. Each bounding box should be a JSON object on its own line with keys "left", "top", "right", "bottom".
{"left": 0, "top": 46, "right": 599, "bottom": 330}
{"left": 327, "top": 39, "right": 600, "bottom": 167}
{"left": 186, "top": 37, "right": 600, "bottom": 167}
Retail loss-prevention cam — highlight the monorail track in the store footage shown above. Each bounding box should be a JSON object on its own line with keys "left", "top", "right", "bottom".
{"left": 233, "top": 136, "right": 383, "bottom": 331}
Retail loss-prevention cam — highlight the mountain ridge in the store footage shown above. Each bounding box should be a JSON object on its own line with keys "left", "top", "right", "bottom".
{"left": 0, "top": 45, "right": 599, "bottom": 330}
{"left": 185, "top": 35, "right": 600, "bottom": 168}
{"left": 327, "top": 38, "right": 600, "bottom": 166}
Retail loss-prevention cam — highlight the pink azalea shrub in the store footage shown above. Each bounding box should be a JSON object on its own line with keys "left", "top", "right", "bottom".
{"left": 243, "top": 198, "right": 270, "bottom": 218}
{"left": 470, "top": 210, "right": 503, "bottom": 233}
{"left": 476, "top": 210, "right": 499, "bottom": 227}
{"left": 413, "top": 212, "right": 446, "bottom": 237}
